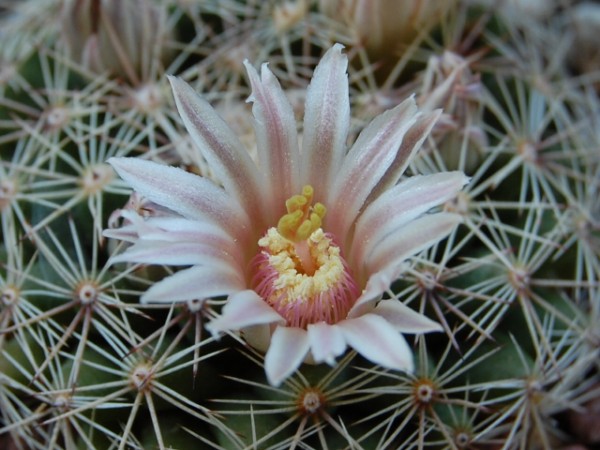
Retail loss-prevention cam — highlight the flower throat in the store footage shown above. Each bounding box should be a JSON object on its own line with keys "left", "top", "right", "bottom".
{"left": 250, "top": 185, "right": 360, "bottom": 329}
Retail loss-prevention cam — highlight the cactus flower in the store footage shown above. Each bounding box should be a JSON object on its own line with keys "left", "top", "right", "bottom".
{"left": 105, "top": 44, "right": 468, "bottom": 386}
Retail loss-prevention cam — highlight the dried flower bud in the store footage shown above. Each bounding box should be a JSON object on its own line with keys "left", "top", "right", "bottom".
{"left": 273, "top": 0, "right": 308, "bottom": 34}
{"left": 568, "top": 2, "right": 600, "bottom": 75}
{"left": 318, "top": 0, "right": 457, "bottom": 57}
{"left": 416, "top": 51, "right": 486, "bottom": 172}
{"left": 61, "top": 0, "right": 171, "bottom": 84}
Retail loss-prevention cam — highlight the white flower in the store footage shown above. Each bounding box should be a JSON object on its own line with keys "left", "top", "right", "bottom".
{"left": 105, "top": 44, "right": 468, "bottom": 386}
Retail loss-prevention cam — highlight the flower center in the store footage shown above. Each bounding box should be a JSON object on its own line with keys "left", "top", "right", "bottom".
{"left": 250, "top": 186, "right": 360, "bottom": 329}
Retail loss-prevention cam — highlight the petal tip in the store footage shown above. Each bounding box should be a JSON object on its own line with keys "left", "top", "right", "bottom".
{"left": 264, "top": 326, "right": 310, "bottom": 386}
{"left": 331, "top": 42, "right": 345, "bottom": 53}
{"left": 204, "top": 320, "right": 225, "bottom": 340}
{"left": 105, "top": 155, "right": 122, "bottom": 169}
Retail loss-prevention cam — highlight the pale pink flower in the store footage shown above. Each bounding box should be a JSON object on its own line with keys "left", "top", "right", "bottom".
{"left": 105, "top": 44, "right": 468, "bottom": 386}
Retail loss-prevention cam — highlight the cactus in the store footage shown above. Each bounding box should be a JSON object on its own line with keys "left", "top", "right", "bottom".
{"left": 1, "top": 1, "right": 599, "bottom": 449}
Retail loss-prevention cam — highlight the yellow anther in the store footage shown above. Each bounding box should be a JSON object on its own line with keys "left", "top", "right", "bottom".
{"left": 313, "top": 203, "right": 326, "bottom": 218}
{"left": 277, "top": 185, "right": 326, "bottom": 242}
{"left": 296, "top": 220, "right": 313, "bottom": 241}
{"left": 277, "top": 210, "right": 302, "bottom": 240}
{"left": 301, "top": 185, "right": 314, "bottom": 199}
{"left": 286, "top": 194, "right": 307, "bottom": 213}
{"left": 309, "top": 212, "right": 322, "bottom": 230}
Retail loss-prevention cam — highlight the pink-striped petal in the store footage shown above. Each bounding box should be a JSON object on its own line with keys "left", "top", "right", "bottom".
{"left": 348, "top": 264, "right": 404, "bottom": 318}
{"left": 103, "top": 224, "right": 138, "bottom": 242}
{"left": 326, "top": 96, "right": 419, "bottom": 241}
{"left": 367, "top": 212, "right": 461, "bottom": 275}
{"left": 338, "top": 314, "right": 414, "bottom": 372}
{"left": 349, "top": 212, "right": 461, "bottom": 316}
{"left": 306, "top": 322, "right": 346, "bottom": 365}
{"left": 168, "top": 76, "right": 266, "bottom": 228}
{"left": 104, "top": 209, "right": 153, "bottom": 242}
{"left": 127, "top": 216, "right": 244, "bottom": 262}
{"left": 245, "top": 61, "right": 300, "bottom": 218}
{"left": 138, "top": 216, "right": 228, "bottom": 241}
{"left": 372, "top": 300, "right": 443, "bottom": 333}
{"left": 366, "top": 110, "right": 441, "bottom": 204}
{"left": 352, "top": 172, "right": 468, "bottom": 267}
{"left": 111, "top": 240, "right": 239, "bottom": 267}
{"left": 301, "top": 44, "right": 350, "bottom": 203}
{"left": 265, "top": 326, "right": 310, "bottom": 386}
{"left": 141, "top": 264, "right": 245, "bottom": 303}
{"left": 206, "top": 290, "right": 285, "bottom": 336}
{"left": 107, "top": 157, "right": 250, "bottom": 243}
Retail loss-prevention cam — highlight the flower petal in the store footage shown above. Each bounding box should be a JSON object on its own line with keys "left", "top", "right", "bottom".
{"left": 372, "top": 300, "right": 443, "bottom": 333}
{"left": 326, "top": 96, "right": 419, "bottom": 240}
{"left": 338, "top": 314, "right": 414, "bottom": 372}
{"left": 168, "top": 76, "right": 267, "bottom": 228}
{"left": 349, "top": 212, "right": 461, "bottom": 317}
{"left": 306, "top": 322, "right": 346, "bottom": 365}
{"left": 265, "top": 326, "right": 310, "bottom": 386}
{"left": 107, "top": 157, "right": 250, "bottom": 243}
{"left": 352, "top": 172, "right": 468, "bottom": 268}
{"left": 366, "top": 110, "right": 441, "bottom": 203}
{"left": 111, "top": 240, "right": 239, "bottom": 267}
{"left": 103, "top": 224, "right": 138, "bottom": 242}
{"left": 206, "top": 290, "right": 285, "bottom": 336}
{"left": 301, "top": 43, "right": 350, "bottom": 202}
{"left": 141, "top": 264, "right": 245, "bottom": 303}
{"left": 136, "top": 216, "right": 231, "bottom": 242}
{"left": 245, "top": 61, "right": 300, "bottom": 218}
{"left": 115, "top": 214, "right": 245, "bottom": 263}
{"left": 366, "top": 212, "right": 462, "bottom": 275}
{"left": 347, "top": 264, "right": 404, "bottom": 318}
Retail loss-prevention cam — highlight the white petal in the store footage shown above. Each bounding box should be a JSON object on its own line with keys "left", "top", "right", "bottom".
{"left": 348, "top": 264, "right": 403, "bottom": 318}
{"left": 103, "top": 224, "right": 138, "bottom": 242}
{"left": 245, "top": 61, "right": 300, "bottom": 218}
{"left": 104, "top": 209, "right": 157, "bottom": 242}
{"left": 326, "top": 97, "right": 419, "bottom": 241}
{"left": 168, "top": 76, "right": 267, "bottom": 228}
{"left": 107, "top": 157, "right": 250, "bottom": 243}
{"left": 349, "top": 213, "right": 461, "bottom": 317}
{"left": 301, "top": 44, "right": 350, "bottom": 202}
{"left": 366, "top": 212, "right": 462, "bottom": 275}
{"left": 140, "top": 216, "right": 229, "bottom": 242}
{"left": 111, "top": 240, "right": 239, "bottom": 267}
{"left": 352, "top": 172, "right": 468, "bottom": 268}
{"left": 128, "top": 216, "right": 244, "bottom": 262}
{"left": 206, "top": 290, "right": 284, "bottom": 336}
{"left": 339, "top": 314, "right": 414, "bottom": 372}
{"left": 372, "top": 300, "right": 443, "bottom": 333}
{"left": 265, "top": 326, "right": 310, "bottom": 386}
{"left": 141, "top": 264, "right": 245, "bottom": 303}
{"left": 306, "top": 322, "right": 346, "bottom": 365}
{"left": 367, "top": 110, "right": 441, "bottom": 202}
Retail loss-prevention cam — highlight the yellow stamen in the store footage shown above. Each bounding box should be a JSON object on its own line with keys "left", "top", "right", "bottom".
{"left": 277, "top": 185, "right": 327, "bottom": 242}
